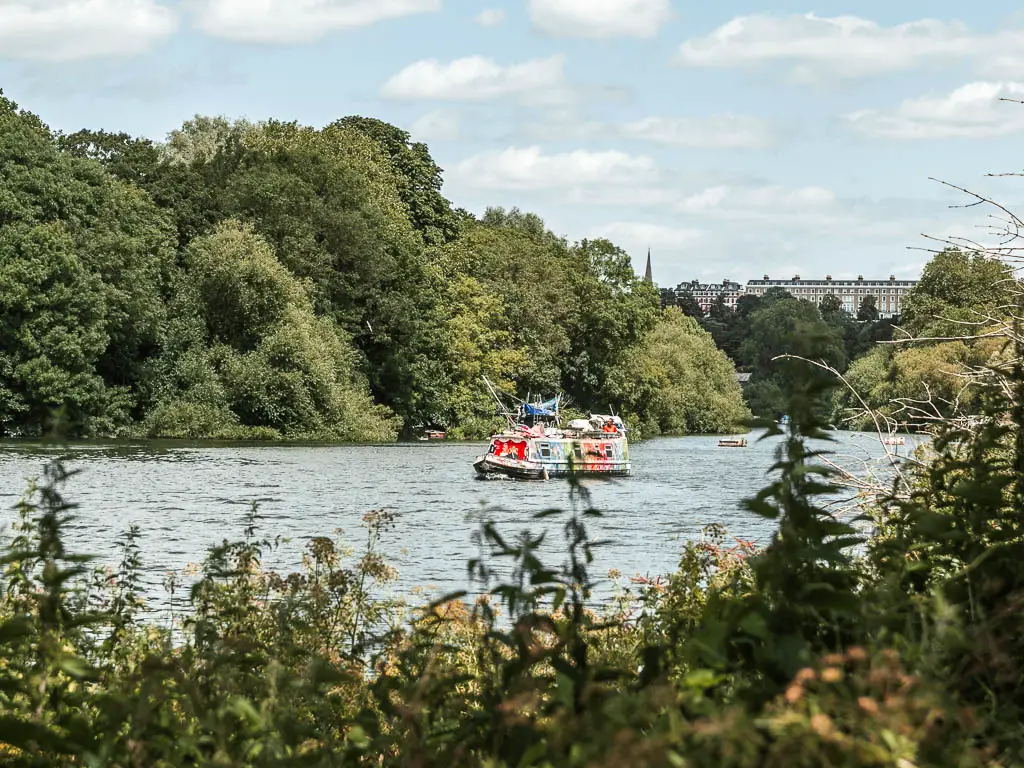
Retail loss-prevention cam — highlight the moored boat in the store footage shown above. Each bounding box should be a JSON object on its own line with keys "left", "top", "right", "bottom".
{"left": 718, "top": 438, "right": 747, "bottom": 448}
{"left": 472, "top": 383, "right": 631, "bottom": 480}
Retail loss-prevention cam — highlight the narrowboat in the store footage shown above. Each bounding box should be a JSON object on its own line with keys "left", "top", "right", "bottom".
{"left": 472, "top": 384, "right": 631, "bottom": 480}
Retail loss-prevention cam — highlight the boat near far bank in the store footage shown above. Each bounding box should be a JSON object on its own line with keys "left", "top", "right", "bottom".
{"left": 718, "top": 438, "right": 748, "bottom": 448}
{"left": 472, "top": 380, "right": 631, "bottom": 480}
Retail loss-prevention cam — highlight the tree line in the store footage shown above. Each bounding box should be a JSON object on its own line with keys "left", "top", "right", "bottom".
{"left": 663, "top": 249, "right": 1018, "bottom": 430}
{"left": 0, "top": 93, "right": 748, "bottom": 441}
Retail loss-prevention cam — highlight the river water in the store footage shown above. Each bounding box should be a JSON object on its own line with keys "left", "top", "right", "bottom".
{"left": 0, "top": 431, "right": 923, "bottom": 610}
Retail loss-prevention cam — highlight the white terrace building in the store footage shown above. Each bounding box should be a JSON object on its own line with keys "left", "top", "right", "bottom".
{"left": 672, "top": 278, "right": 744, "bottom": 314}
{"left": 744, "top": 274, "right": 918, "bottom": 319}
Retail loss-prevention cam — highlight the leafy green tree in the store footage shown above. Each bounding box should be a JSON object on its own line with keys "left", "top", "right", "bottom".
{"left": 562, "top": 238, "right": 660, "bottom": 408}
{"left": 0, "top": 91, "right": 175, "bottom": 435}
{"left": 739, "top": 298, "right": 845, "bottom": 418}
{"left": 761, "top": 286, "right": 794, "bottom": 305}
{"left": 900, "top": 248, "right": 1017, "bottom": 337}
{"left": 335, "top": 116, "right": 460, "bottom": 245}
{"left": 161, "top": 114, "right": 256, "bottom": 165}
{"left": 819, "top": 293, "right": 844, "bottom": 322}
{"left": 608, "top": 308, "right": 750, "bottom": 435}
{"left": 674, "top": 290, "right": 704, "bottom": 319}
{"left": 857, "top": 295, "right": 879, "bottom": 322}
{"left": 700, "top": 294, "right": 734, "bottom": 357}
{"left": 185, "top": 118, "right": 447, "bottom": 428}
{"left": 147, "top": 222, "right": 399, "bottom": 440}
{"left": 479, "top": 206, "right": 564, "bottom": 247}
{"left": 0, "top": 223, "right": 113, "bottom": 434}
{"left": 832, "top": 338, "right": 1001, "bottom": 429}
{"left": 434, "top": 217, "right": 574, "bottom": 401}
{"left": 57, "top": 129, "right": 162, "bottom": 188}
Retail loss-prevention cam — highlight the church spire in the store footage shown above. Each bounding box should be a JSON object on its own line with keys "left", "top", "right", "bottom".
{"left": 643, "top": 247, "right": 653, "bottom": 285}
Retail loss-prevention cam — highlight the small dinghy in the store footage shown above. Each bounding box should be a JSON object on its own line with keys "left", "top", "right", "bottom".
{"left": 718, "top": 438, "right": 748, "bottom": 448}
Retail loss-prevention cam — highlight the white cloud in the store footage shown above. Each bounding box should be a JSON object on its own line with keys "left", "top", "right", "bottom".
{"left": 381, "top": 55, "right": 567, "bottom": 103}
{"left": 452, "top": 146, "right": 658, "bottom": 190}
{"left": 529, "top": 0, "right": 671, "bottom": 39}
{"left": 590, "top": 222, "right": 702, "bottom": 251}
{"left": 474, "top": 8, "right": 505, "bottom": 27}
{"left": 676, "top": 13, "right": 1024, "bottom": 82}
{"left": 520, "top": 111, "right": 782, "bottom": 148}
{"left": 620, "top": 115, "right": 779, "bottom": 148}
{"left": 677, "top": 184, "right": 836, "bottom": 217}
{"left": 193, "top": 0, "right": 439, "bottom": 43}
{"left": 846, "top": 81, "right": 1024, "bottom": 140}
{"left": 0, "top": 0, "right": 177, "bottom": 61}
{"left": 409, "top": 109, "right": 461, "bottom": 141}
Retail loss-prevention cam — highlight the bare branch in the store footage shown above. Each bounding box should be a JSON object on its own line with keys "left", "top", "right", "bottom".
{"left": 770, "top": 354, "right": 911, "bottom": 495}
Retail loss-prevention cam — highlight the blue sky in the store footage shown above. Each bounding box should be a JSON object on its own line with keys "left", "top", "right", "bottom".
{"left": 1, "top": 0, "right": 1022, "bottom": 286}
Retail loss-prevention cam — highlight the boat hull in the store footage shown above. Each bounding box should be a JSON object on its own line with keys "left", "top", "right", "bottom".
{"left": 473, "top": 453, "right": 631, "bottom": 480}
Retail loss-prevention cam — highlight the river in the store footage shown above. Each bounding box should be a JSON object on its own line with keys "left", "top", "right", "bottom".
{"left": 0, "top": 430, "right": 922, "bottom": 611}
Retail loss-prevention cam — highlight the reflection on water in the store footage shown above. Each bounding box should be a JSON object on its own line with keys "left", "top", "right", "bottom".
{"left": 0, "top": 431, "right": 925, "bottom": 609}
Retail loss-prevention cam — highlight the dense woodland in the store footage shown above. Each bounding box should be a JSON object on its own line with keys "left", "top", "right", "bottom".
{"left": 0, "top": 92, "right": 749, "bottom": 442}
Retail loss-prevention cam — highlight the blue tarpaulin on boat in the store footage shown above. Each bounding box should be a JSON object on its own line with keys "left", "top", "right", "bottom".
{"left": 523, "top": 397, "right": 559, "bottom": 417}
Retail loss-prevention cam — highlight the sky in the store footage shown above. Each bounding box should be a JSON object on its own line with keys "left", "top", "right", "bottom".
{"left": 1, "top": 0, "right": 1023, "bottom": 287}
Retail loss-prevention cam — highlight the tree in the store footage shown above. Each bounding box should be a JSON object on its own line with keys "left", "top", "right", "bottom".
{"left": 147, "top": 222, "right": 399, "bottom": 441}
{"left": 57, "top": 129, "right": 162, "bottom": 187}
{"left": 761, "top": 286, "right": 794, "bottom": 305}
{"left": 0, "top": 223, "right": 112, "bottom": 435}
{"left": 562, "top": 238, "right": 660, "bottom": 407}
{"left": 674, "top": 290, "right": 704, "bottom": 319}
{"left": 819, "top": 293, "right": 844, "bottom": 321}
{"left": 334, "top": 116, "right": 460, "bottom": 246}
{"left": 162, "top": 114, "right": 256, "bottom": 165}
{"left": 607, "top": 308, "right": 750, "bottom": 435}
{"left": 739, "top": 298, "right": 845, "bottom": 418}
{"left": 857, "top": 295, "right": 879, "bottom": 322}
{"left": 900, "top": 248, "right": 1017, "bottom": 337}
{"left": 0, "top": 91, "right": 175, "bottom": 435}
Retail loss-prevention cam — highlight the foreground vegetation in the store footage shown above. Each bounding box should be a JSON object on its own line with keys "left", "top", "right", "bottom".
{"left": 0, "top": 354, "right": 1022, "bottom": 765}
{"left": 0, "top": 92, "right": 748, "bottom": 441}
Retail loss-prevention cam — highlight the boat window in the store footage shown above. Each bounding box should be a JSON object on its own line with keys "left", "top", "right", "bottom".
{"left": 602, "top": 443, "right": 614, "bottom": 458}
{"left": 538, "top": 443, "right": 552, "bottom": 458}
{"left": 572, "top": 444, "right": 583, "bottom": 459}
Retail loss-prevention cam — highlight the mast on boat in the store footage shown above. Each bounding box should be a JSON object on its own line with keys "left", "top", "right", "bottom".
{"left": 481, "top": 376, "right": 563, "bottom": 431}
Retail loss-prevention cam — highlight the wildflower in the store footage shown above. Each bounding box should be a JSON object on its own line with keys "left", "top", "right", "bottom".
{"left": 820, "top": 667, "right": 843, "bottom": 683}
{"left": 784, "top": 685, "right": 803, "bottom": 703}
{"left": 810, "top": 714, "right": 834, "bottom": 736}
{"left": 858, "top": 697, "right": 879, "bottom": 715}
{"left": 794, "top": 667, "right": 817, "bottom": 684}
{"left": 846, "top": 646, "right": 868, "bottom": 663}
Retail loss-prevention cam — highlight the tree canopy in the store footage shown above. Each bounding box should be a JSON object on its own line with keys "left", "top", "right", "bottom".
{"left": 0, "top": 90, "right": 747, "bottom": 440}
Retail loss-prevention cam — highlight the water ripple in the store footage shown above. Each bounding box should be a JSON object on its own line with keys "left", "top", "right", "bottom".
{"left": 0, "top": 432, "right": 924, "bottom": 609}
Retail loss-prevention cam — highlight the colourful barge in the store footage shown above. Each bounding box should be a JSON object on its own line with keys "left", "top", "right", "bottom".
{"left": 473, "top": 414, "right": 631, "bottom": 480}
